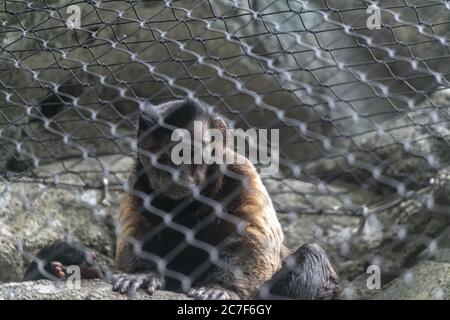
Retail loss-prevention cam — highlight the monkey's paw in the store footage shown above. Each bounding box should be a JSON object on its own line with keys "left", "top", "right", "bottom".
{"left": 50, "top": 261, "right": 67, "bottom": 280}
{"left": 112, "top": 272, "right": 165, "bottom": 297}
{"left": 188, "top": 287, "right": 238, "bottom": 300}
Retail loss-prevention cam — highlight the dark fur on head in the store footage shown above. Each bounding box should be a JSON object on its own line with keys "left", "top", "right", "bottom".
{"left": 262, "top": 242, "right": 341, "bottom": 300}
{"left": 138, "top": 99, "right": 212, "bottom": 139}
{"left": 136, "top": 99, "right": 226, "bottom": 200}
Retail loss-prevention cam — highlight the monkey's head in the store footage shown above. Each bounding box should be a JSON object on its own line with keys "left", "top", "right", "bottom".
{"left": 137, "top": 99, "right": 227, "bottom": 200}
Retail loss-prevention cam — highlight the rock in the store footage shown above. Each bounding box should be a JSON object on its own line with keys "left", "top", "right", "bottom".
{"left": 433, "top": 249, "right": 450, "bottom": 263}
{"left": 0, "top": 175, "right": 123, "bottom": 282}
{"left": 432, "top": 226, "right": 450, "bottom": 263}
{"left": 263, "top": 177, "right": 384, "bottom": 212}
{"left": 342, "top": 261, "right": 450, "bottom": 300}
{"left": 0, "top": 280, "right": 189, "bottom": 300}
{"left": 373, "top": 261, "right": 450, "bottom": 300}
{"left": 0, "top": 240, "right": 23, "bottom": 283}
{"left": 263, "top": 177, "right": 363, "bottom": 254}
{"left": 281, "top": 214, "right": 360, "bottom": 251}
{"left": 25, "top": 154, "right": 134, "bottom": 188}
{"left": 348, "top": 168, "right": 450, "bottom": 276}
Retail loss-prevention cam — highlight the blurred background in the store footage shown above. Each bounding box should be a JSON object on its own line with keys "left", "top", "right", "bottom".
{"left": 0, "top": 0, "right": 449, "bottom": 299}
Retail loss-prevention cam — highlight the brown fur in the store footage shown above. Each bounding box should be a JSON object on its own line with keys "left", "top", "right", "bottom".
{"left": 114, "top": 99, "right": 339, "bottom": 300}
{"left": 116, "top": 149, "right": 287, "bottom": 298}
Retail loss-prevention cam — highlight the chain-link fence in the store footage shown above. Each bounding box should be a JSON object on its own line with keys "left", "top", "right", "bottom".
{"left": 0, "top": 0, "right": 449, "bottom": 299}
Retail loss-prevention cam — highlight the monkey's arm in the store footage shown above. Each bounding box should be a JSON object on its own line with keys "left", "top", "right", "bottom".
{"left": 189, "top": 161, "right": 286, "bottom": 299}
{"left": 114, "top": 192, "right": 165, "bottom": 296}
{"left": 23, "top": 240, "right": 105, "bottom": 281}
{"left": 116, "top": 192, "right": 157, "bottom": 271}
{"left": 188, "top": 235, "right": 283, "bottom": 300}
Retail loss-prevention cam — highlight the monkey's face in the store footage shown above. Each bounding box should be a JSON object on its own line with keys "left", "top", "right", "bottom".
{"left": 139, "top": 135, "right": 210, "bottom": 200}
{"left": 137, "top": 99, "right": 227, "bottom": 200}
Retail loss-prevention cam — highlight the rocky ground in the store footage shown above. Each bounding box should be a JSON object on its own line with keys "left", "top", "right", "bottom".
{"left": 0, "top": 280, "right": 188, "bottom": 300}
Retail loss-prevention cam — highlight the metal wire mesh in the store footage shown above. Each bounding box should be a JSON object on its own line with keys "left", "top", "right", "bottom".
{"left": 0, "top": 0, "right": 449, "bottom": 299}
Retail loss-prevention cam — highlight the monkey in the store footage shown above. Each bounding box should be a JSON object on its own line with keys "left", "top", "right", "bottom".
{"left": 23, "top": 240, "right": 105, "bottom": 282}
{"left": 111, "top": 98, "right": 341, "bottom": 299}
{"left": 21, "top": 98, "right": 340, "bottom": 299}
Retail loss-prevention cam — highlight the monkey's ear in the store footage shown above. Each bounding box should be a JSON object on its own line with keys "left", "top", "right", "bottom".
{"left": 212, "top": 116, "right": 227, "bottom": 132}
{"left": 138, "top": 103, "right": 159, "bottom": 138}
{"left": 138, "top": 114, "right": 150, "bottom": 138}
{"left": 164, "top": 99, "right": 199, "bottom": 129}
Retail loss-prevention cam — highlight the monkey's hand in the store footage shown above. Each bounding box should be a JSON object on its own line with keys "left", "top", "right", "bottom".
{"left": 188, "top": 285, "right": 240, "bottom": 300}
{"left": 112, "top": 272, "right": 165, "bottom": 297}
{"left": 50, "top": 261, "right": 67, "bottom": 280}
{"left": 50, "top": 261, "right": 105, "bottom": 280}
